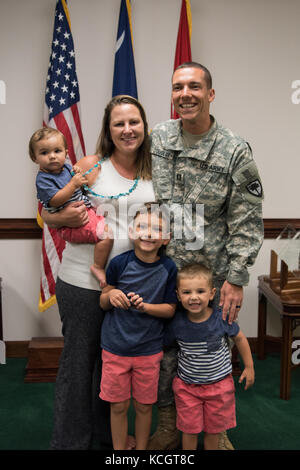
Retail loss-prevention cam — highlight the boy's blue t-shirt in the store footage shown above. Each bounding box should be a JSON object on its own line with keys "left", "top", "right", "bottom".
{"left": 101, "top": 250, "right": 177, "bottom": 357}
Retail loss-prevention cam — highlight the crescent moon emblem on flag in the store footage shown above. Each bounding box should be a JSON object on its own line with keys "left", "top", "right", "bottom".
{"left": 116, "top": 30, "right": 125, "bottom": 53}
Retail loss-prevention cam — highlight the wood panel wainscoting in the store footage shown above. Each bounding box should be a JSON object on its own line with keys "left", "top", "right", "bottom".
{"left": 1, "top": 217, "right": 299, "bottom": 382}
{"left": 1, "top": 217, "right": 300, "bottom": 240}
{"left": 0, "top": 218, "right": 42, "bottom": 239}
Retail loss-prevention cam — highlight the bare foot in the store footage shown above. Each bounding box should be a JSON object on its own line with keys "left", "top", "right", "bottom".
{"left": 126, "top": 435, "right": 136, "bottom": 450}
{"left": 90, "top": 264, "right": 107, "bottom": 288}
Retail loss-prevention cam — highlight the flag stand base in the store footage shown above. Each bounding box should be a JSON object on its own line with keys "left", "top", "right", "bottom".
{"left": 24, "top": 337, "right": 63, "bottom": 383}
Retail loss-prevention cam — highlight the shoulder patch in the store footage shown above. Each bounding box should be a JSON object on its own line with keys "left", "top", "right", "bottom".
{"left": 232, "top": 160, "right": 264, "bottom": 203}
{"left": 246, "top": 179, "right": 262, "bottom": 198}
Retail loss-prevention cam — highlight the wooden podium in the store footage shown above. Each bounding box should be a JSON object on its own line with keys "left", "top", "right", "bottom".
{"left": 25, "top": 337, "right": 63, "bottom": 383}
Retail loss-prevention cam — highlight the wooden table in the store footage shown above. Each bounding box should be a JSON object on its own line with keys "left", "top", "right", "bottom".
{"left": 257, "top": 275, "right": 300, "bottom": 400}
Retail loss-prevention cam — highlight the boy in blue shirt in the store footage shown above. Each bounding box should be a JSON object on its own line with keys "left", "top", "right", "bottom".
{"left": 165, "top": 262, "right": 254, "bottom": 450}
{"left": 100, "top": 203, "right": 177, "bottom": 450}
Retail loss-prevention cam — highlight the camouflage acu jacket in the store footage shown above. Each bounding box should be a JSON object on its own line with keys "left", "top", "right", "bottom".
{"left": 150, "top": 117, "right": 264, "bottom": 286}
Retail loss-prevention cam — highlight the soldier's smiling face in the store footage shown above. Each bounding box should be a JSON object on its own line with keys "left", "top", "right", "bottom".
{"left": 172, "top": 67, "right": 215, "bottom": 126}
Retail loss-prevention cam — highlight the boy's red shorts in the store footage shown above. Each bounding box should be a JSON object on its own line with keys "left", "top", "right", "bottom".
{"left": 100, "top": 349, "right": 163, "bottom": 404}
{"left": 173, "top": 374, "right": 236, "bottom": 434}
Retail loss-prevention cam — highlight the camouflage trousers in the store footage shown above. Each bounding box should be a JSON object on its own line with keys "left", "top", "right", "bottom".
{"left": 157, "top": 281, "right": 235, "bottom": 406}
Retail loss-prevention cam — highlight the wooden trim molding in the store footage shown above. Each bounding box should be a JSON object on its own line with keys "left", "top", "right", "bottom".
{"left": 0, "top": 218, "right": 299, "bottom": 240}
{"left": 0, "top": 219, "right": 42, "bottom": 239}
{"left": 263, "top": 219, "right": 300, "bottom": 239}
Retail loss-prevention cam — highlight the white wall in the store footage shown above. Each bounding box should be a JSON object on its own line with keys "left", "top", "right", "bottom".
{"left": 0, "top": 0, "right": 299, "bottom": 341}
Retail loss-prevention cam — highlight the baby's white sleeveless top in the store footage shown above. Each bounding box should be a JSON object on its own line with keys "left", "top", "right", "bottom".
{"left": 58, "top": 158, "right": 155, "bottom": 291}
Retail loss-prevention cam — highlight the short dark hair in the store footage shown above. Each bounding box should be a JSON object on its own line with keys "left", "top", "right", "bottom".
{"left": 133, "top": 201, "right": 170, "bottom": 229}
{"left": 29, "top": 127, "right": 67, "bottom": 162}
{"left": 173, "top": 61, "right": 213, "bottom": 89}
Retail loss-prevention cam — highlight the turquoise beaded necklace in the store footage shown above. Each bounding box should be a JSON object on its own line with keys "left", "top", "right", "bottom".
{"left": 80, "top": 156, "right": 139, "bottom": 200}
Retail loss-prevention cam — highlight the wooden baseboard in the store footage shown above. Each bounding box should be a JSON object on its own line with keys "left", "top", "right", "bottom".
{"left": 5, "top": 337, "right": 277, "bottom": 360}
{"left": 5, "top": 341, "right": 30, "bottom": 358}
{"left": 4, "top": 336, "right": 281, "bottom": 383}
{"left": 5, "top": 336, "right": 284, "bottom": 382}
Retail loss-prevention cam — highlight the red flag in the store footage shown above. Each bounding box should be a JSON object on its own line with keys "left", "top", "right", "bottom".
{"left": 171, "top": 0, "right": 192, "bottom": 119}
{"left": 38, "top": 0, "right": 85, "bottom": 311}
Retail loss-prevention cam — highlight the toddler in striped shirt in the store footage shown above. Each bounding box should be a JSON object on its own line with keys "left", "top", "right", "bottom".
{"left": 164, "top": 262, "right": 254, "bottom": 450}
{"left": 29, "top": 127, "right": 112, "bottom": 288}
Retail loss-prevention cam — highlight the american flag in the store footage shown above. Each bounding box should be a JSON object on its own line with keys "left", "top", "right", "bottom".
{"left": 38, "top": 0, "right": 86, "bottom": 312}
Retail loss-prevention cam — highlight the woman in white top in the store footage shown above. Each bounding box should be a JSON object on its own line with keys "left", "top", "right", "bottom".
{"left": 42, "top": 96, "right": 155, "bottom": 450}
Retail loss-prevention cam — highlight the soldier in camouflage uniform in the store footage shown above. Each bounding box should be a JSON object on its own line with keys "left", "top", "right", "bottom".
{"left": 147, "top": 62, "right": 264, "bottom": 450}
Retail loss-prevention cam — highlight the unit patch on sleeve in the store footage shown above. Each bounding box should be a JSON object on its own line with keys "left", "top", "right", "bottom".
{"left": 232, "top": 161, "right": 264, "bottom": 204}
{"left": 246, "top": 179, "right": 262, "bottom": 198}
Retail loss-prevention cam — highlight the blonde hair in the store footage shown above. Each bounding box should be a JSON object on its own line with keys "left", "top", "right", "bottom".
{"left": 177, "top": 261, "right": 213, "bottom": 288}
{"left": 29, "top": 127, "right": 67, "bottom": 162}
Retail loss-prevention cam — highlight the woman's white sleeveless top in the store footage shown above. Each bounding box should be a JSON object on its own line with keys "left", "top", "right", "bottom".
{"left": 58, "top": 158, "right": 155, "bottom": 291}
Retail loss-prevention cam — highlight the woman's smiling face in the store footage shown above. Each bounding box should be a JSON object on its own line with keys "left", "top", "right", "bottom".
{"left": 109, "top": 103, "right": 145, "bottom": 157}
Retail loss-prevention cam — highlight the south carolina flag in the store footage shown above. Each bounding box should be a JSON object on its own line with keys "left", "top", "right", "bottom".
{"left": 112, "top": 0, "right": 138, "bottom": 98}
